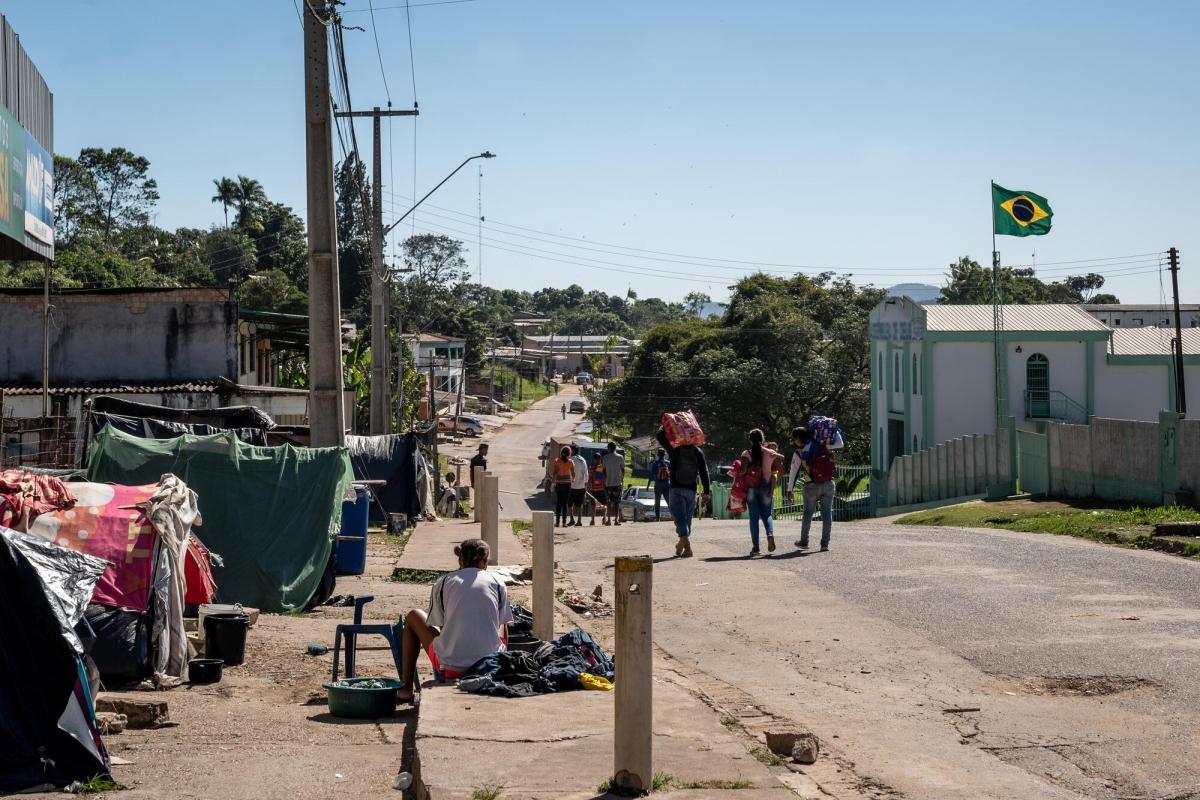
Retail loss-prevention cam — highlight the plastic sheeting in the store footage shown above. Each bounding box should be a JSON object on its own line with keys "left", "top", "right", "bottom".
{"left": 0, "top": 528, "right": 110, "bottom": 791}
{"left": 86, "top": 425, "right": 353, "bottom": 612}
{"left": 90, "top": 411, "right": 269, "bottom": 445}
{"left": 345, "top": 433, "right": 423, "bottom": 522}
{"left": 89, "top": 395, "right": 275, "bottom": 429}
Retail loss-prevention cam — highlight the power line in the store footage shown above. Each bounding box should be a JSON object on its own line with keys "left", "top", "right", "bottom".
{"left": 341, "top": 0, "right": 478, "bottom": 12}
{"left": 366, "top": 0, "right": 392, "bottom": 105}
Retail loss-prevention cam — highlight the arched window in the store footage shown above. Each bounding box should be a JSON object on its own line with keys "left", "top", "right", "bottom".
{"left": 1026, "top": 353, "right": 1049, "bottom": 417}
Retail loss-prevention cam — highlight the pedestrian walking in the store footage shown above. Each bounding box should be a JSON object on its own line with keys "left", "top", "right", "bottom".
{"left": 734, "top": 429, "right": 783, "bottom": 555}
{"left": 654, "top": 428, "right": 712, "bottom": 558}
{"left": 601, "top": 442, "right": 626, "bottom": 525}
{"left": 645, "top": 448, "right": 671, "bottom": 520}
{"left": 561, "top": 403, "right": 567, "bottom": 419}
{"left": 588, "top": 453, "right": 609, "bottom": 525}
{"left": 568, "top": 444, "right": 588, "bottom": 526}
{"left": 786, "top": 426, "right": 838, "bottom": 551}
{"left": 468, "top": 443, "right": 488, "bottom": 505}
{"left": 552, "top": 446, "right": 573, "bottom": 527}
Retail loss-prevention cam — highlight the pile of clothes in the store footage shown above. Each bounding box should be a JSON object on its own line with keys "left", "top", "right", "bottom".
{"left": 458, "top": 628, "right": 615, "bottom": 698}
{"left": 0, "top": 469, "right": 77, "bottom": 530}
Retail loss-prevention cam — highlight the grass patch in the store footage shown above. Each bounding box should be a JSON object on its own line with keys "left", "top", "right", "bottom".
{"left": 650, "top": 772, "right": 674, "bottom": 792}
{"left": 595, "top": 772, "right": 677, "bottom": 795}
{"left": 720, "top": 716, "right": 742, "bottom": 731}
{"left": 390, "top": 567, "right": 447, "bottom": 584}
{"left": 897, "top": 499, "right": 1200, "bottom": 552}
{"left": 471, "top": 784, "right": 503, "bottom": 800}
{"left": 510, "top": 520, "right": 532, "bottom": 536}
{"left": 73, "top": 774, "right": 124, "bottom": 793}
{"left": 676, "top": 778, "right": 755, "bottom": 790}
{"left": 750, "top": 746, "right": 787, "bottom": 767}
{"left": 377, "top": 529, "right": 412, "bottom": 551}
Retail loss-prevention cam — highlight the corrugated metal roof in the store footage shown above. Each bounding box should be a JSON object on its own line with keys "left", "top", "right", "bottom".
{"left": 0, "top": 382, "right": 219, "bottom": 396}
{"left": 1085, "top": 303, "right": 1200, "bottom": 312}
{"left": 1111, "top": 328, "right": 1200, "bottom": 356}
{"left": 920, "top": 304, "right": 1111, "bottom": 333}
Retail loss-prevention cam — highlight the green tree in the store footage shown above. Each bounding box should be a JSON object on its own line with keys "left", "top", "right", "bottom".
{"left": 684, "top": 290, "right": 711, "bottom": 317}
{"left": 211, "top": 177, "right": 238, "bottom": 228}
{"left": 938, "top": 257, "right": 1117, "bottom": 305}
{"left": 76, "top": 147, "right": 160, "bottom": 243}
{"left": 53, "top": 154, "right": 96, "bottom": 248}
{"left": 335, "top": 156, "right": 371, "bottom": 320}
{"left": 202, "top": 227, "right": 257, "bottom": 284}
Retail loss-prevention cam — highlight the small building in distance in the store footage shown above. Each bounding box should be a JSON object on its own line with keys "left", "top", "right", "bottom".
{"left": 403, "top": 333, "right": 467, "bottom": 394}
{"left": 1084, "top": 303, "right": 1200, "bottom": 329}
{"left": 521, "top": 334, "right": 634, "bottom": 378}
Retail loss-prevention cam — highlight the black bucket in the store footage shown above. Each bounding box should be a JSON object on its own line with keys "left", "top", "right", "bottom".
{"left": 188, "top": 658, "right": 223, "bottom": 684}
{"left": 203, "top": 613, "right": 250, "bottom": 666}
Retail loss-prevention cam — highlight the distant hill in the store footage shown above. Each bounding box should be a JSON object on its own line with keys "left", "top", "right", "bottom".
{"left": 699, "top": 301, "right": 726, "bottom": 320}
{"left": 886, "top": 283, "right": 941, "bottom": 303}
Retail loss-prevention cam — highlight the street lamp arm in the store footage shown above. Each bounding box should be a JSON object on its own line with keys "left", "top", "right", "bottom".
{"left": 382, "top": 151, "right": 495, "bottom": 238}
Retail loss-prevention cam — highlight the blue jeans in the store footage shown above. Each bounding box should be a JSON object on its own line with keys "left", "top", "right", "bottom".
{"left": 668, "top": 488, "right": 696, "bottom": 537}
{"left": 801, "top": 480, "right": 834, "bottom": 548}
{"left": 747, "top": 484, "right": 774, "bottom": 548}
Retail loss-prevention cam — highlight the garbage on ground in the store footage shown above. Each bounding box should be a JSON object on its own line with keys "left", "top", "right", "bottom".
{"left": 307, "top": 643, "right": 330, "bottom": 656}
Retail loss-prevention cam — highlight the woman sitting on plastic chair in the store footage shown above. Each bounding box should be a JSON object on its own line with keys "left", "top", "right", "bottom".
{"left": 398, "top": 538, "right": 513, "bottom": 703}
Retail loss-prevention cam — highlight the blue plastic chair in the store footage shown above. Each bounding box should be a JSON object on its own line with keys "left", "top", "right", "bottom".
{"left": 330, "top": 595, "right": 404, "bottom": 681}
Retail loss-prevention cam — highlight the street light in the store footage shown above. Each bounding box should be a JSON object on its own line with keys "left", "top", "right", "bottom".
{"left": 382, "top": 151, "right": 496, "bottom": 238}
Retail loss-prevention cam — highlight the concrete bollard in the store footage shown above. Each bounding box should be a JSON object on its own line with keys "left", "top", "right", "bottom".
{"left": 481, "top": 472, "right": 499, "bottom": 566}
{"left": 473, "top": 466, "right": 484, "bottom": 522}
{"left": 532, "top": 511, "right": 555, "bottom": 642}
{"left": 613, "top": 555, "right": 653, "bottom": 794}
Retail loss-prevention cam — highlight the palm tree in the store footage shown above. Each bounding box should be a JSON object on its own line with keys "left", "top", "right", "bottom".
{"left": 233, "top": 175, "right": 267, "bottom": 229}
{"left": 211, "top": 177, "right": 237, "bottom": 228}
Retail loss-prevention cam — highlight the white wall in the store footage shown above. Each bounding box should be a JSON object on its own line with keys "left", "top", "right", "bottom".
{"left": 1005, "top": 340, "right": 1088, "bottom": 421}
{"left": 1094, "top": 361, "right": 1169, "bottom": 421}
{"left": 932, "top": 341, "right": 995, "bottom": 443}
{"left": 910, "top": 342, "right": 926, "bottom": 450}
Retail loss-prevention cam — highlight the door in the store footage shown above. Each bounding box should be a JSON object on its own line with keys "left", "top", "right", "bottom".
{"left": 887, "top": 419, "right": 906, "bottom": 470}
{"left": 1026, "top": 353, "right": 1050, "bottom": 418}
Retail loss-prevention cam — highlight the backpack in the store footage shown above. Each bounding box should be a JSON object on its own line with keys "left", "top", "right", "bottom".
{"left": 673, "top": 446, "right": 699, "bottom": 486}
{"left": 655, "top": 460, "right": 670, "bottom": 482}
{"left": 809, "top": 445, "right": 836, "bottom": 483}
{"left": 740, "top": 451, "right": 763, "bottom": 489}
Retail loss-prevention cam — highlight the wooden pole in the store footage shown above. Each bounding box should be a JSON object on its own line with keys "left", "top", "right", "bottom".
{"left": 481, "top": 472, "right": 499, "bottom": 566}
{"left": 532, "top": 511, "right": 554, "bottom": 642}
{"left": 613, "top": 555, "right": 652, "bottom": 793}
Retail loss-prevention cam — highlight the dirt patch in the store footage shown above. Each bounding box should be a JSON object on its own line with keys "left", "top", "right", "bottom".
{"left": 994, "top": 674, "right": 1156, "bottom": 697}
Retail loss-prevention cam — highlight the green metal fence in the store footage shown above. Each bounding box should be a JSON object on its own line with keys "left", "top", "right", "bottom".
{"left": 710, "top": 465, "right": 871, "bottom": 522}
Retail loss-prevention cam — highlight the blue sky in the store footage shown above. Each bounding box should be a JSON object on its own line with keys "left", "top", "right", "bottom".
{"left": 7, "top": 1, "right": 1198, "bottom": 303}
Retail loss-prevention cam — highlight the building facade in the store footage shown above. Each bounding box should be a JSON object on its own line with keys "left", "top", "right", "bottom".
{"left": 404, "top": 334, "right": 466, "bottom": 393}
{"left": 1084, "top": 303, "right": 1200, "bottom": 329}
{"left": 869, "top": 298, "right": 1200, "bottom": 475}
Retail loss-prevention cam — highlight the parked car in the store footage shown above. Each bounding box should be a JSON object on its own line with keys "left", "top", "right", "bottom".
{"left": 437, "top": 415, "right": 484, "bottom": 436}
{"left": 618, "top": 486, "right": 671, "bottom": 522}
{"left": 568, "top": 400, "right": 586, "bottom": 413}
{"left": 575, "top": 373, "right": 592, "bottom": 385}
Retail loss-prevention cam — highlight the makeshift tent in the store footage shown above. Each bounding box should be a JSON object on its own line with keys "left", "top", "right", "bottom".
{"left": 86, "top": 425, "right": 352, "bottom": 612}
{"left": 345, "top": 433, "right": 423, "bottom": 522}
{"left": 89, "top": 411, "right": 268, "bottom": 445}
{"left": 0, "top": 527, "right": 110, "bottom": 792}
{"left": 89, "top": 395, "right": 275, "bottom": 429}
{"left": 27, "top": 477, "right": 207, "bottom": 685}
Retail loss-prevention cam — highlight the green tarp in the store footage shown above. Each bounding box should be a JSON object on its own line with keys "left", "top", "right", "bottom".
{"left": 87, "top": 425, "right": 353, "bottom": 613}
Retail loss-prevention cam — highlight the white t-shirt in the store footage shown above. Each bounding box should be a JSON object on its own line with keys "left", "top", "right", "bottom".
{"left": 570, "top": 455, "right": 589, "bottom": 490}
{"left": 429, "top": 567, "right": 514, "bottom": 672}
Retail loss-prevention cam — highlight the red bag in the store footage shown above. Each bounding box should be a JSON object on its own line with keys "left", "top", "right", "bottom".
{"left": 662, "top": 410, "right": 706, "bottom": 447}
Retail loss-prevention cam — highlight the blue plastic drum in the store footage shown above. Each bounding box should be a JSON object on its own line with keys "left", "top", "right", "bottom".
{"left": 334, "top": 484, "right": 371, "bottom": 576}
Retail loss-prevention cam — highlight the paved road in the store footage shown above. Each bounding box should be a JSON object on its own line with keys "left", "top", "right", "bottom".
{"left": 553, "top": 517, "right": 1200, "bottom": 800}
{"left": 439, "top": 385, "right": 585, "bottom": 520}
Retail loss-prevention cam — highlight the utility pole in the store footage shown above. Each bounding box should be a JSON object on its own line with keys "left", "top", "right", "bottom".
{"left": 1168, "top": 247, "right": 1186, "bottom": 416}
{"left": 303, "top": 1, "right": 346, "bottom": 447}
{"left": 334, "top": 106, "right": 418, "bottom": 435}
{"left": 489, "top": 335, "right": 497, "bottom": 413}
{"left": 40, "top": 260, "right": 50, "bottom": 418}
{"left": 428, "top": 356, "right": 440, "bottom": 497}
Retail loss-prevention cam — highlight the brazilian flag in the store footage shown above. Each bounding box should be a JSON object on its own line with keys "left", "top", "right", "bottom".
{"left": 992, "top": 182, "right": 1053, "bottom": 237}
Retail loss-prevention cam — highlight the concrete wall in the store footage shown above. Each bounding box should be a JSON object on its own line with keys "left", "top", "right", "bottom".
{"left": 1094, "top": 361, "right": 1169, "bottom": 421}
{"left": 1047, "top": 423, "right": 1093, "bottom": 498}
{"left": 882, "top": 427, "right": 1009, "bottom": 511}
{"left": 931, "top": 342, "right": 994, "bottom": 444}
{"left": 0, "top": 290, "right": 236, "bottom": 384}
{"left": 1180, "top": 420, "right": 1200, "bottom": 497}
{"left": 1087, "top": 417, "right": 1161, "bottom": 504}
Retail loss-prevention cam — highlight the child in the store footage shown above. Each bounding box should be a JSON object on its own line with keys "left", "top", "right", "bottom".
{"left": 727, "top": 458, "right": 748, "bottom": 516}
{"left": 438, "top": 472, "right": 463, "bottom": 518}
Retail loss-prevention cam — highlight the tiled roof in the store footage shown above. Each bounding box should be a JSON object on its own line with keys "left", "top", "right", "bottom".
{"left": 1111, "top": 328, "right": 1200, "bottom": 356}
{"left": 920, "top": 304, "right": 1110, "bottom": 333}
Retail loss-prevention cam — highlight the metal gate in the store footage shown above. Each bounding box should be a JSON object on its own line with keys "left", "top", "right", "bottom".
{"left": 1016, "top": 429, "right": 1049, "bottom": 497}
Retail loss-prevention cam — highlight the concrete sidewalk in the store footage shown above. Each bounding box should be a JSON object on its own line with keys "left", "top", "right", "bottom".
{"left": 397, "top": 519, "right": 485, "bottom": 573}
{"left": 414, "top": 680, "right": 798, "bottom": 800}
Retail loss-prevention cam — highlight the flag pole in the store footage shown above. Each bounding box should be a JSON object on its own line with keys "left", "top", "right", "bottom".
{"left": 991, "top": 181, "right": 1004, "bottom": 428}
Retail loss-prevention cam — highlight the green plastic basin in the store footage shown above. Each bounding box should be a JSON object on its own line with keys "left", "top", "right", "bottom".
{"left": 322, "top": 677, "right": 403, "bottom": 719}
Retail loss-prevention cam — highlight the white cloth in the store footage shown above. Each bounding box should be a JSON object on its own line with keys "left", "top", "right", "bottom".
{"left": 570, "top": 455, "right": 588, "bottom": 490}
{"left": 429, "top": 567, "right": 513, "bottom": 672}
{"left": 144, "top": 473, "right": 202, "bottom": 680}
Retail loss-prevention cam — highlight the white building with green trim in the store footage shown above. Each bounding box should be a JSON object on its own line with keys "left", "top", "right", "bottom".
{"left": 869, "top": 297, "right": 1200, "bottom": 481}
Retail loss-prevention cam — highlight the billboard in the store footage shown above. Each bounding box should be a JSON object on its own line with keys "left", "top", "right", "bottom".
{"left": 24, "top": 129, "right": 52, "bottom": 246}
{"left": 0, "top": 102, "right": 26, "bottom": 248}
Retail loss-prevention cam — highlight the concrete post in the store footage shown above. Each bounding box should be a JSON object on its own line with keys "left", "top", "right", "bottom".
{"left": 613, "top": 555, "right": 652, "bottom": 794}
{"left": 532, "top": 511, "right": 555, "bottom": 642}
{"left": 481, "top": 473, "right": 499, "bottom": 566}
{"left": 473, "top": 465, "right": 483, "bottom": 522}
